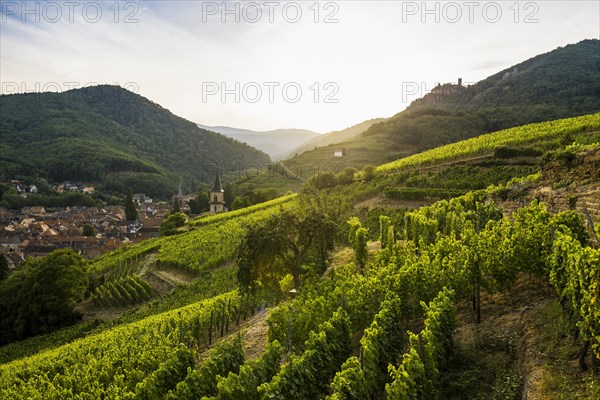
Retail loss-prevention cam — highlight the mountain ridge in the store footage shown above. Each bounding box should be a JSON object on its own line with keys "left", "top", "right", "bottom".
{"left": 0, "top": 86, "right": 271, "bottom": 198}
{"left": 197, "top": 123, "right": 320, "bottom": 160}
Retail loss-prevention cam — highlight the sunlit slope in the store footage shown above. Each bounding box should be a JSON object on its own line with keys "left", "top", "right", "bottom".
{"left": 376, "top": 113, "right": 600, "bottom": 174}
{"left": 91, "top": 194, "right": 297, "bottom": 274}
{"left": 0, "top": 291, "right": 240, "bottom": 398}
{"left": 287, "top": 40, "right": 600, "bottom": 175}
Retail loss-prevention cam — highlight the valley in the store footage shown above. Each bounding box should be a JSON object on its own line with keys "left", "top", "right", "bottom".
{"left": 1, "top": 32, "right": 600, "bottom": 400}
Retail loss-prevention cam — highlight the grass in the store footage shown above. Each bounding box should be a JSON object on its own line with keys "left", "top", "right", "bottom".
{"left": 439, "top": 329, "right": 523, "bottom": 400}
{"left": 440, "top": 294, "right": 600, "bottom": 400}
{"left": 534, "top": 301, "right": 600, "bottom": 399}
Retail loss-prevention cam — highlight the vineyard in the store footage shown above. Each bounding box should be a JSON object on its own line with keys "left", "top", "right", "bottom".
{"left": 188, "top": 194, "right": 297, "bottom": 227}
{"left": 0, "top": 265, "right": 241, "bottom": 366}
{"left": 375, "top": 113, "right": 600, "bottom": 174}
{"left": 90, "top": 194, "right": 297, "bottom": 274}
{"left": 2, "top": 184, "right": 598, "bottom": 398}
{"left": 2, "top": 115, "right": 600, "bottom": 398}
{"left": 91, "top": 275, "right": 154, "bottom": 308}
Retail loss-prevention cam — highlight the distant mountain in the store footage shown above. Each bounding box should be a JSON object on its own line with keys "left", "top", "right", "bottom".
{"left": 197, "top": 124, "right": 320, "bottom": 160}
{"left": 285, "top": 39, "right": 600, "bottom": 173}
{"left": 0, "top": 86, "right": 270, "bottom": 198}
{"left": 282, "top": 118, "right": 386, "bottom": 158}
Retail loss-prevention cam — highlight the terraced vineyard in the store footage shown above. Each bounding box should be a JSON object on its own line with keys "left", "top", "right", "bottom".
{"left": 3, "top": 185, "right": 598, "bottom": 398}
{"left": 376, "top": 113, "right": 600, "bottom": 174}
{"left": 2, "top": 117, "right": 600, "bottom": 399}
{"left": 91, "top": 195, "right": 297, "bottom": 274}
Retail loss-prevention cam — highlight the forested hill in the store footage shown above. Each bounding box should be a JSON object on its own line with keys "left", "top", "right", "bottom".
{"left": 0, "top": 85, "right": 270, "bottom": 197}
{"left": 286, "top": 39, "right": 600, "bottom": 172}
{"left": 405, "top": 38, "right": 600, "bottom": 122}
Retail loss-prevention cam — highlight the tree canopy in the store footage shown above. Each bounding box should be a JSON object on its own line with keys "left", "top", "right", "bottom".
{"left": 236, "top": 192, "right": 343, "bottom": 292}
{"left": 125, "top": 193, "right": 138, "bottom": 221}
{"left": 0, "top": 249, "right": 89, "bottom": 345}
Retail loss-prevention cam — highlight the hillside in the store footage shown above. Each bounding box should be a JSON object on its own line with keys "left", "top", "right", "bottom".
{"left": 0, "top": 86, "right": 271, "bottom": 198}
{"left": 1, "top": 116, "right": 600, "bottom": 398}
{"left": 282, "top": 118, "right": 386, "bottom": 158}
{"left": 286, "top": 39, "right": 600, "bottom": 174}
{"left": 348, "top": 113, "right": 600, "bottom": 212}
{"left": 197, "top": 124, "right": 319, "bottom": 160}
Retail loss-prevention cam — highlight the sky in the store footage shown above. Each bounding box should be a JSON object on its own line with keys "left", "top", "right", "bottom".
{"left": 1, "top": 1, "right": 599, "bottom": 133}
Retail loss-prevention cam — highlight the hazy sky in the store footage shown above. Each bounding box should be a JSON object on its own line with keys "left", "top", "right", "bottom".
{"left": 1, "top": 1, "right": 599, "bottom": 133}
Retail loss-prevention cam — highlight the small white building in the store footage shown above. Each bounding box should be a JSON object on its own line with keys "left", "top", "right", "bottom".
{"left": 334, "top": 150, "right": 344, "bottom": 158}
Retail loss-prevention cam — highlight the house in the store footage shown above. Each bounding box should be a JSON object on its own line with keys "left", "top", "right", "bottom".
{"left": 64, "top": 182, "right": 79, "bottom": 191}
{"left": 0, "top": 235, "right": 21, "bottom": 251}
{"left": 3, "top": 251, "right": 24, "bottom": 269}
{"left": 22, "top": 239, "right": 63, "bottom": 258}
{"left": 22, "top": 206, "right": 46, "bottom": 217}
{"left": 133, "top": 193, "right": 146, "bottom": 204}
{"left": 334, "top": 150, "right": 344, "bottom": 158}
{"left": 82, "top": 186, "right": 95, "bottom": 194}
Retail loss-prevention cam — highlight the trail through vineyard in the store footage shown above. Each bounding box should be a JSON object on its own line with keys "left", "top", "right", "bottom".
{"left": 447, "top": 275, "right": 597, "bottom": 399}
{"left": 198, "top": 308, "right": 270, "bottom": 363}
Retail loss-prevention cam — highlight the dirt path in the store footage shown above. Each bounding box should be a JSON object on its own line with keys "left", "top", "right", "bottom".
{"left": 240, "top": 310, "right": 271, "bottom": 361}
{"left": 354, "top": 195, "right": 435, "bottom": 210}
{"left": 152, "top": 269, "right": 193, "bottom": 287}
{"left": 198, "top": 309, "right": 271, "bottom": 362}
{"left": 139, "top": 253, "right": 156, "bottom": 278}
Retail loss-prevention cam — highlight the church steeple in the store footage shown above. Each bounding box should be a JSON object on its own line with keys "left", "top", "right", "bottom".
{"left": 210, "top": 170, "right": 225, "bottom": 213}
{"left": 212, "top": 170, "right": 223, "bottom": 193}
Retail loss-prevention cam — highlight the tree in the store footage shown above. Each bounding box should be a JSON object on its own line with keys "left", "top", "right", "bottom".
{"left": 0, "top": 254, "right": 10, "bottom": 282}
{"left": 124, "top": 193, "right": 138, "bottom": 221}
{"left": 188, "top": 191, "right": 210, "bottom": 214}
{"left": 237, "top": 194, "right": 340, "bottom": 291}
{"left": 160, "top": 212, "right": 188, "bottom": 236}
{"left": 224, "top": 183, "right": 236, "bottom": 210}
{"left": 362, "top": 165, "right": 376, "bottom": 182}
{"left": 336, "top": 167, "right": 357, "bottom": 185}
{"left": 33, "top": 178, "right": 54, "bottom": 194}
{"left": 82, "top": 224, "right": 96, "bottom": 237}
{"left": 231, "top": 189, "right": 279, "bottom": 210}
{"left": 308, "top": 172, "right": 337, "bottom": 190}
{"left": 231, "top": 196, "right": 252, "bottom": 211}
{"left": 0, "top": 249, "right": 89, "bottom": 345}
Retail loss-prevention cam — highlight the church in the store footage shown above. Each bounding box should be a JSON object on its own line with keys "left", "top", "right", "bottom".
{"left": 210, "top": 171, "right": 225, "bottom": 213}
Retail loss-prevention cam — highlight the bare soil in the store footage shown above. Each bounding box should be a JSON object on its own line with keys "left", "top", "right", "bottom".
{"left": 445, "top": 275, "right": 600, "bottom": 399}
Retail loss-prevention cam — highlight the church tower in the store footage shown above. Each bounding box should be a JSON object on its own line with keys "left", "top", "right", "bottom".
{"left": 210, "top": 170, "right": 225, "bottom": 213}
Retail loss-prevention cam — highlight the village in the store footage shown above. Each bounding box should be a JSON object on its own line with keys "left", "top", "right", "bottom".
{"left": 0, "top": 183, "right": 181, "bottom": 270}
{"left": 0, "top": 173, "right": 226, "bottom": 270}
